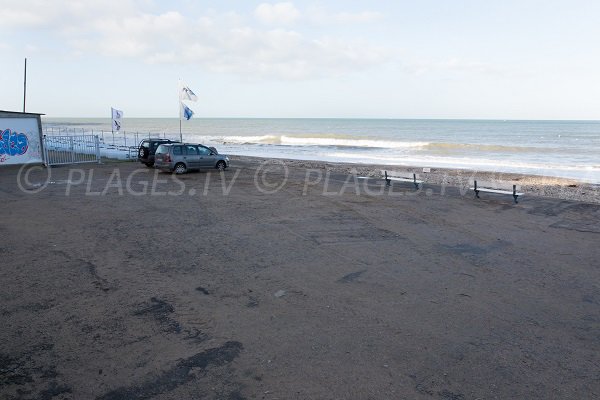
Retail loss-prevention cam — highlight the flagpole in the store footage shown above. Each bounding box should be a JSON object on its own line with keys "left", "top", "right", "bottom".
{"left": 178, "top": 79, "right": 183, "bottom": 143}
{"left": 111, "top": 108, "right": 115, "bottom": 146}
{"left": 23, "top": 58, "right": 27, "bottom": 112}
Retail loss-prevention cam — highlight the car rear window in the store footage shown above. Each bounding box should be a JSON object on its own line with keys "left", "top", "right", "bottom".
{"left": 185, "top": 145, "right": 198, "bottom": 155}
{"left": 141, "top": 141, "right": 150, "bottom": 149}
{"left": 155, "top": 145, "right": 167, "bottom": 154}
{"left": 173, "top": 146, "right": 182, "bottom": 155}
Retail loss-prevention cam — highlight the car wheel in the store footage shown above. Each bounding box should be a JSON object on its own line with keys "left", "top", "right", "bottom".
{"left": 174, "top": 163, "right": 187, "bottom": 174}
{"left": 216, "top": 161, "right": 226, "bottom": 171}
{"left": 144, "top": 162, "right": 154, "bottom": 167}
{"left": 139, "top": 148, "right": 149, "bottom": 159}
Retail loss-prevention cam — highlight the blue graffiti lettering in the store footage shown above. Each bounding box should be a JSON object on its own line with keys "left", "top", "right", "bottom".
{"left": 0, "top": 129, "right": 29, "bottom": 156}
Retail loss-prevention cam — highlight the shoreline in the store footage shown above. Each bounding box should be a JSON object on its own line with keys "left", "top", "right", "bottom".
{"left": 40, "top": 118, "right": 600, "bottom": 187}
{"left": 229, "top": 154, "right": 600, "bottom": 204}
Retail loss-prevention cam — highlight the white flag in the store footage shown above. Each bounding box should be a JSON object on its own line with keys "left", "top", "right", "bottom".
{"left": 111, "top": 107, "right": 123, "bottom": 131}
{"left": 180, "top": 83, "right": 198, "bottom": 102}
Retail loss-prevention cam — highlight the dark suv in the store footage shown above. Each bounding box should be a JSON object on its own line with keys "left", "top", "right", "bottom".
{"left": 138, "top": 139, "right": 179, "bottom": 167}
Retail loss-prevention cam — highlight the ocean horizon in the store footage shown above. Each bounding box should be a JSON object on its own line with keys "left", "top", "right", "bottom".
{"left": 41, "top": 117, "right": 600, "bottom": 183}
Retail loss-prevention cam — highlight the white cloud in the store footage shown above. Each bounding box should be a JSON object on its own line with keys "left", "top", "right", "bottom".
{"left": 331, "top": 11, "right": 383, "bottom": 24}
{"left": 306, "top": 6, "right": 384, "bottom": 24}
{"left": 0, "top": 8, "right": 48, "bottom": 27}
{"left": 3, "top": 1, "right": 392, "bottom": 80}
{"left": 86, "top": 11, "right": 187, "bottom": 58}
{"left": 254, "top": 2, "right": 301, "bottom": 25}
{"left": 0, "top": 0, "right": 139, "bottom": 28}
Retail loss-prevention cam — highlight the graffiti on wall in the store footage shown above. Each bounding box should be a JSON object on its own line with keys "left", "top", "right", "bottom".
{"left": 0, "top": 117, "right": 43, "bottom": 165}
{"left": 0, "top": 129, "right": 30, "bottom": 158}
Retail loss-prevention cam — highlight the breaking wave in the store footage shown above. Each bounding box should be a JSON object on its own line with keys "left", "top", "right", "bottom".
{"left": 211, "top": 135, "right": 568, "bottom": 154}
{"left": 218, "top": 135, "right": 430, "bottom": 149}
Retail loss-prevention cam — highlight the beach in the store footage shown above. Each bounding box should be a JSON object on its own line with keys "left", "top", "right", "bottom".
{"left": 232, "top": 155, "right": 600, "bottom": 204}
{"left": 1, "top": 159, "right": 599, "bottom": 399}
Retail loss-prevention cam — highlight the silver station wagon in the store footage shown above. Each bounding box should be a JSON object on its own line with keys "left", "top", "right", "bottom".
{"left": 154, "top": 143, "right": 229, "bottom": 174}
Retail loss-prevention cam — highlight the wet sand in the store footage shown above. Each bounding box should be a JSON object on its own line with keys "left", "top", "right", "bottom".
{"left": 1, "top": 159, "right": 599, "bottom": 399}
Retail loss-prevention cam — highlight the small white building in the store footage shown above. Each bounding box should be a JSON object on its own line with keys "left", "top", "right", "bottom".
{"left": 0, "top": 110, "right": 45, "bottom": 166}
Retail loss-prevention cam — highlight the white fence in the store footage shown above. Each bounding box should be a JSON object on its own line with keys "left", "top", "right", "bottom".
{"left": 43, "top": 127, "right": 180, "bottom": 147}
{"left": 43, "top": 135, "right": 101, "bottom": 166}
{"left": 42, "top": 128, "right": 182, "bottom": 161}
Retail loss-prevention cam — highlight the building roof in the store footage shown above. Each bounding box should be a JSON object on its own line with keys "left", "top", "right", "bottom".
{"left": 0, "top": 110, "right": 45, "bottom": 116}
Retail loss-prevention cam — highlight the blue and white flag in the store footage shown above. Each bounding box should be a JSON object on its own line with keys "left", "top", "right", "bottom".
{"left": 181, "top": 102, "right": 194, "bottom": 120}
{"left": 111, "top": 107, "right": 123, "bottom": 131}
{"left": 180, "top": 83, "right": 198, "bottom": 102}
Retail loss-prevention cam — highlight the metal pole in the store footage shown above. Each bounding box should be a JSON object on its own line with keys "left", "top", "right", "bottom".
{"left": 95, "top": 135, "right": 101, "bottom": 164}
{"left": 43, "top": 135, "right": 50, "bottom": 166}
{"left": 111, "top": 107, "right": 114, "bottom": 146}
{"left": 178, "top": 79, "right": 182, "bottom": 142}
{"left": 23, "top": 58, "right": 27, "bottom": 112}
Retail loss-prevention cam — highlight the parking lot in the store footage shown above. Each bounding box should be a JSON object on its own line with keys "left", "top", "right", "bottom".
{"left": 2, "top": 160, "right": 600, "bottom": 399}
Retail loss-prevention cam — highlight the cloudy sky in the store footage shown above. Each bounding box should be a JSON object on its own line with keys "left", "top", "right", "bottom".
{"left": 1, "top": 0, "right": 599, "bottom": 119}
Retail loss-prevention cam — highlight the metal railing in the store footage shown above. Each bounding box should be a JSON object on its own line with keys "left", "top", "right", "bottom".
{"left": 42, "top": 128, "right": 183, "bottom": 162}
{"left": 43, "top": 135, "right": 101, "bottom": 166}
{"left": 42, "top": 127, "right": 180, "bottom": 147}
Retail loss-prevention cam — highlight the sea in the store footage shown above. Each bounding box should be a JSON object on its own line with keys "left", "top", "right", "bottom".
{"left": 41, "top": 118, "right": 600, "bottom": 183}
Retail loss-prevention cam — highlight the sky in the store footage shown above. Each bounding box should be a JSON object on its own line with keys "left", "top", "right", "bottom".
{"left": 1, "top": 0, "right": 600, "bottom": 119}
